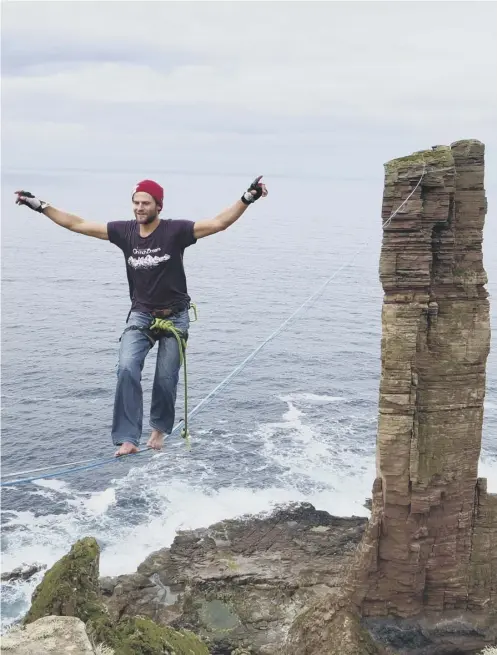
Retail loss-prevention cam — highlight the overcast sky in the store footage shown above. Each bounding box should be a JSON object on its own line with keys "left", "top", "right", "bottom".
{"left": 2, "top": 1, "right": 497, "bottom": 180}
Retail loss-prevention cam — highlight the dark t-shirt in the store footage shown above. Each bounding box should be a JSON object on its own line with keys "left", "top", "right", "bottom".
{"left": 107, "top": 218, "right": 197, "bottom": 313}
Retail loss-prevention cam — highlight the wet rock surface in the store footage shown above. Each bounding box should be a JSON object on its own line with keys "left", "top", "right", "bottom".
{"left": 1, "top": 563, "right": 46, "bottom": 584}
{"left": 100, "top": 503, "right": 367, "bottom": 654}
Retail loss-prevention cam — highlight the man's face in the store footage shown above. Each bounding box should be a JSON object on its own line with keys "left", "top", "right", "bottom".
{"left": 133, "top": 192, "right": 160, "bottom": 224}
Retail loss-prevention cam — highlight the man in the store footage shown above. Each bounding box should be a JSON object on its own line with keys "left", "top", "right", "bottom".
{"left": 15, "top": 176, "right": 268, "bottom": 456}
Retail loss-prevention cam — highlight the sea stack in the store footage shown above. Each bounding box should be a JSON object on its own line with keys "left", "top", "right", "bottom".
{"left": 363, "top": 139, "right": 496, "bottom": 617}
{"left": 285, "top": 141, "right": 496, "bottom": 655}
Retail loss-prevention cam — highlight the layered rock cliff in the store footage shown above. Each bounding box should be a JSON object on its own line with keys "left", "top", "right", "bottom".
{"left": 361, "top": 139, "right": 496, "bottom": 619}
{"left": 285, "top": 140, "right": 496, "bottom": 654}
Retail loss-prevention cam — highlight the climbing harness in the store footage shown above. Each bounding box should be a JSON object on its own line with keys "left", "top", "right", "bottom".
{"left": 1, "top": 166, "right": 428, "bottom": 487}
{"left": 121, "top": 304, "right": 198, "bottom": 448}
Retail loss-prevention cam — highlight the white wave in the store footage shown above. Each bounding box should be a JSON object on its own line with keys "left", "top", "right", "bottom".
{"left": 66, "top": 487, "right": 117, "bottom": 517}
{"left": 34, "top": 479, "right": 71, "bottom": 492}
{"left": 259, "top": 399, "right": 375, "bottom": 498}
{"left": 98, "top": 481, "right": 329, "bottom": 576}
{"left": 280, "top": 392, "right": 347, "bottom": 405}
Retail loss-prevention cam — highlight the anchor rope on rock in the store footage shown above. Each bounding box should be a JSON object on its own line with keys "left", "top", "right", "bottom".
{"left": 1, "top": 164, "right": 427, "bottom": 487}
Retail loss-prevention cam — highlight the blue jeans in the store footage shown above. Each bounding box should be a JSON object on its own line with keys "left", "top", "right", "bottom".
{"left": 111, "top": 309, "right": 190, "bottom": 447}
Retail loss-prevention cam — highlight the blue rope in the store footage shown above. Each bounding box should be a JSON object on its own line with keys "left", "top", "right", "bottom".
{"left": 1, "top": 166, "right": 426, "bottom": 489}
{"left": 0, "top": 457, "right": 115, "bottom": 479}
{"left": 1, "top": 448, "right": 152, "bottom": 487}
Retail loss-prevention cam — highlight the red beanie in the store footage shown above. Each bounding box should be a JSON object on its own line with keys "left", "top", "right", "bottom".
{"left": 132, "top": 180, "right": 164, "bottom": 209}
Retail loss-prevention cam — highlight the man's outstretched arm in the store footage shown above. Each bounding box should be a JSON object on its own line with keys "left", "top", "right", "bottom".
{"left": 14, "top": 191, "right": 109, "bottom": 241}
{"left": 193, "top": 176, "right": 268, "bottom": 240}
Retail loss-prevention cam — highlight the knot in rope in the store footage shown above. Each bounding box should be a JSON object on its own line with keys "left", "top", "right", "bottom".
{"left": 149, "top": 319, "right": 187, "bottom": 366}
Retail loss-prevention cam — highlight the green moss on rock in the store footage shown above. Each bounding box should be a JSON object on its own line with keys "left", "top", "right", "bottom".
{"left": 24, "top": 537, "right": 102, "bottom": 625}
{"left": 23, "top": 537, "right": 210, "bottom": 655}
{"left": 384, "top": 145, "right": 454, "bottom": 179}
{"left": 89, "top": 616, "right": 209, "bottom": 655}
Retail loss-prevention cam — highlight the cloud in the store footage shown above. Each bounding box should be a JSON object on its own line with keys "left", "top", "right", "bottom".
{"left": 4, "top": 56, "right": 494, "bottom": 123}
{"left": 1, "top": 1, "right": 496, "bottom": 177}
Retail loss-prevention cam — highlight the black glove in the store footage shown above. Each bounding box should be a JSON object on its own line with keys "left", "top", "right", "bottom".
{"left": 241, "top": 176, "right": 268, "bottom": 205}
{"left": 15, "top": 191, "right": 50, "bottom": 213}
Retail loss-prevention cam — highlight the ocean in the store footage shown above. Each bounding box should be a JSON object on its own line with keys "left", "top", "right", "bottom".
{"left": 1, "top": 171, "right": 496, "bottom": 632}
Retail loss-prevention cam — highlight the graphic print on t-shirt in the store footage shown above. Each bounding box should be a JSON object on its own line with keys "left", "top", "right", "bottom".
{"left": 127, "top": 246, "right": 171, "bottom": 270}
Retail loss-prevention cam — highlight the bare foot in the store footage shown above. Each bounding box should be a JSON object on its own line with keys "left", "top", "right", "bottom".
{"left": 147, "top": 429, "right": 164, "bottom": 451}
{"left": 115, "top": 441, "right": 139, "bottom": 457}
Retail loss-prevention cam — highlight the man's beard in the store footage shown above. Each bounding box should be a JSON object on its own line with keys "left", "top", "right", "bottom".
{"left": 136, "top": 212, "right": 158, "bottom": 224}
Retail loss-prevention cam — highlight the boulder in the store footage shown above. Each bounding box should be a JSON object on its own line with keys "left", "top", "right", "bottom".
{"left": 1, "top": 563, "right": 46, "bottom": 584}
{"left": 1, "top": 616, "right": 95, "bottom": 655}
{"left": 285, "top": 596, "right": 388, "bottom": 654}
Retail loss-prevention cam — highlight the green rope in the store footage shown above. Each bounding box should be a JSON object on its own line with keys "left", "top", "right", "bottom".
{"left": 149, "top": 303, "right": 197, "bottom": 449}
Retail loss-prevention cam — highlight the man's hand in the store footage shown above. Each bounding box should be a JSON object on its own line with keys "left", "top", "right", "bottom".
{"left": 193, "top": 175, "right": 268, "bottom": 239}
{"left": 15, "top": 191, "right": 50, "bottom": 213}
{"left": 241, "top": 175, "right": 268, "bottom": 205}
{"left": 14, "top": 191, "right": 108, "bottom": 239}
